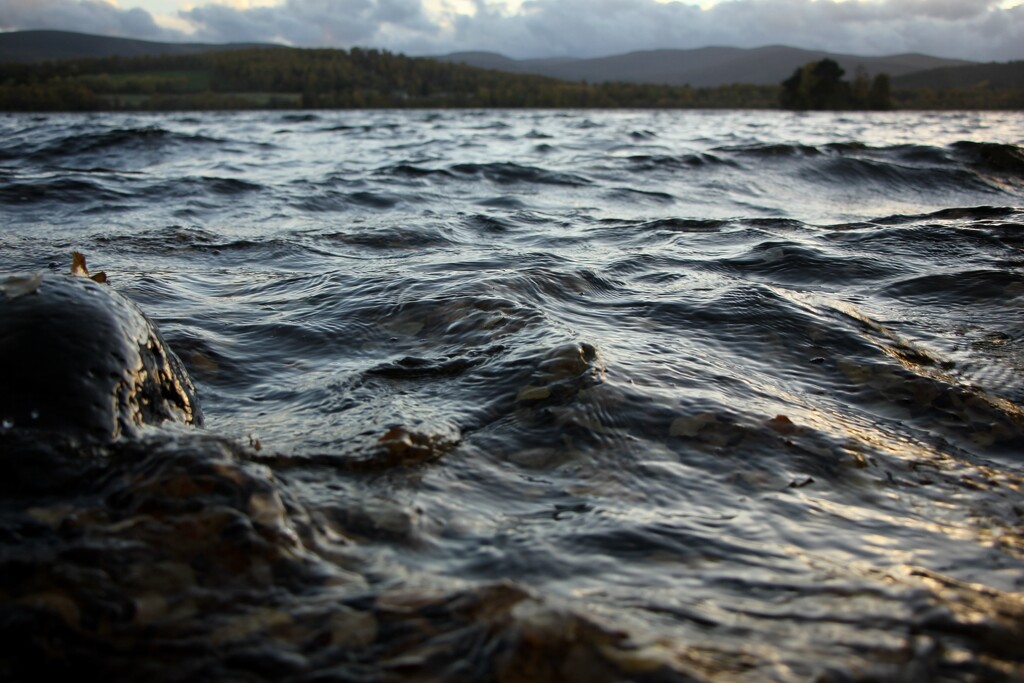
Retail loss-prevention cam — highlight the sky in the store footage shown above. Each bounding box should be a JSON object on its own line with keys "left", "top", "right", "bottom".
{"left": 1, "top": 0, "right": 1022, "bottom": 61}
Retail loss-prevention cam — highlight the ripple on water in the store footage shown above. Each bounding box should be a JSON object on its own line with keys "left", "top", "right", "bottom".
{"left": 1, "top": 111, "right": 1023, "bottom": 682}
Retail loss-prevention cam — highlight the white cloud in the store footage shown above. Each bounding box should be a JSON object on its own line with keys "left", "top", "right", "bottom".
{"left": 1, "top": 0, "right": 1022, "bottom": 61}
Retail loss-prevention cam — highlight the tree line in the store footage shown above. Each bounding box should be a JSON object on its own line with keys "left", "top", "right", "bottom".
{"left": 0, "top": 48, "right": 1020, "bottom": 111}
{"left": 780, "top": 59, "right": 892, "bottom": 110}
{"left": 0, "top": 47, "right": 777, "bottom": 111}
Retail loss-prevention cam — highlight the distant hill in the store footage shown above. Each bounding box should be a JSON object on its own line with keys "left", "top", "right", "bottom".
{"left": 0, "top": 43, "right": 785, "bottom": 112}
{"left": 0, "top": 31, "right": 981, "bottom": 88}
{"left": 0, "top": 38, "right": 1016, "bottom": 112}
{"left": 4, "top": 28, "right": 1015, "bottom": 102}
{"left": 893, "top": 60, "right": 1024, "bottom": 89}
{"left": 0, "top": 30, "right": 278, "bottom": 63}
{"left": 436, "top": 46, "right": 976, "bottom": 87}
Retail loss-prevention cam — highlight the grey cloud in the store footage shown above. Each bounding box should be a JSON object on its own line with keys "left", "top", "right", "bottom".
{"left": 0, "top": 0, "right": 182, "bottom": 40}
{"left": 375, "top": 0, "right": 428, "bottom": 24}
{"left": 182, "top": 4, "right": 337, "bottom": 44}
{"left": 886, "top": 0, "right": 1001, "bottom": 21}
{"left": 444, "top": 0, "right": 1024, "bottom": 61}
{"left": 0, "top": 0, "right": 1021, "bottom": 62}
{"left": 182, "top": 0, "right": 434, "bottom": 46}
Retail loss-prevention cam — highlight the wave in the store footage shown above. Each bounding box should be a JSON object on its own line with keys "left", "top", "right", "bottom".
{"left": 868, "top": 205, "right": 1021, "bottom": 224}
{"left": 3, "top": 110, "right": 1024, "bottom": 682}
{"left": 314, "top": 224, "right": 455, "bottom": 250}
{"left": 952, "top": 141, "right": 1024, "bottom": 178}
{"left": 293, "top": 189, "right": 419, "bottom": 212}
{"left": 376, "top": 163, "right": 455, "bottom": 180}
{"left": 704, "top": 141, "right": 1024, "bottom": 202}
{"left": 881, "top": 268, "right": 1024, "bottom": 305}
{"left": 6, "top": 126, "right": 226, "bottom": 166}
{"left": 626, "top": 152, "right": 735, "bottom": 170}
{"left": 718, "top": 240, "right": 901, "bottom": 284}
{"left": 0, "top": 175, "right": 132, "bottom": 206}
{"left": 714, "top": 142, "right": 825, "bottom": 157}
{"left": 139, "top": 176, "right": 266, "bottom": 200}
{"left": 449, "top": 162, "right": 591, "bottom": 186}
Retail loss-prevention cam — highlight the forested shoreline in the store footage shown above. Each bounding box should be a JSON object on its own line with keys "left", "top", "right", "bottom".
{"left": 1, "top": 46, "right": 1020, "bottom": 111}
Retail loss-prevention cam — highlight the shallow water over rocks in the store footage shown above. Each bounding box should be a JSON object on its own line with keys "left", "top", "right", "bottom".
{"left": 1, "top": 109, "right": 1023, "bottom": 681}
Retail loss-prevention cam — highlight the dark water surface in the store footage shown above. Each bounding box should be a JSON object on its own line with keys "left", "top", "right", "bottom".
{"left": 2, "top": 110, "right": 1024, "bottom": 681}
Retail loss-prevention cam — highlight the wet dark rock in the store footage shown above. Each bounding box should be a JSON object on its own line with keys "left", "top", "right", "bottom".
{"left": 0, "top": 272, "right": 202, "bottom": 444}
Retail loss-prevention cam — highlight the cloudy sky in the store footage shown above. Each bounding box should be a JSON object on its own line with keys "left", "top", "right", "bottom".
{"left": 1, "top": 0, "right": 1022, "bottom": 61}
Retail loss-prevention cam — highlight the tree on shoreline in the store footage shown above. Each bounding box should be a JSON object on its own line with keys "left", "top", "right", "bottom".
{"left": 780, "top": 58, "right": 891, "bottom": 110}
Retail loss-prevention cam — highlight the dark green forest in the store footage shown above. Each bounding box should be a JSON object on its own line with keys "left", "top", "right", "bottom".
{"left": 779, "top": 57, "right": 1023, "bottom": 110}
{"left": 780, "top": 59, "right": 892, "bottom": 110}
{"left": 0, "top": 47, "right": 776, "bottom": 110}
{"left": 0, "top": 46, "right": 1020, "bottom": 111}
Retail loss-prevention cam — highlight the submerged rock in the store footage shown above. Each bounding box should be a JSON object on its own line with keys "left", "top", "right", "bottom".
{"left": 0, "top": 271, "right": 202, "bottom": 443}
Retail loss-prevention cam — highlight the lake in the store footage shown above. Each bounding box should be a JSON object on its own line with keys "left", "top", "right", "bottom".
{"left": 1, "top": 109, "right": 1023, "bottom": 681}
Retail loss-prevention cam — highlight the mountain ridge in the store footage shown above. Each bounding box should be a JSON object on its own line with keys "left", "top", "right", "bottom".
{"left": 2, "top": 30, "right": 1015, "bottom": 91}
{"left": 892, "top": 60, "right": 1024, "bottom": 89}
{"left": 0, "top": 29, "right": 278, "bottom": 63}
{"left": 435, "top": 46, "right": 977, "bottom": 87}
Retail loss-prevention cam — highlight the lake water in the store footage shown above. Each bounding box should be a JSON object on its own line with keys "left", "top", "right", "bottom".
{"left": 2, "top": 109, "right": 1023, "bottom": 681}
